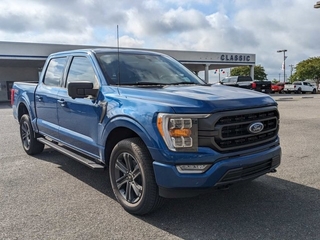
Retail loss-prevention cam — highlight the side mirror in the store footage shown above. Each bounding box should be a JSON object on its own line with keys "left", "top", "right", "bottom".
{"left": 68, "top": 82, "right": 98, "bottom": 99}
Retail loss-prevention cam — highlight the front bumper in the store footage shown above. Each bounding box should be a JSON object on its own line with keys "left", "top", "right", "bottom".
{"left": 152, "top": 145, "right": 281, "bottom": 198}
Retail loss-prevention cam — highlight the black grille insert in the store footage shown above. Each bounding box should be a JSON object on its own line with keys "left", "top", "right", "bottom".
{"left": 198, "top": 107, "right": 279, "bottom": 152}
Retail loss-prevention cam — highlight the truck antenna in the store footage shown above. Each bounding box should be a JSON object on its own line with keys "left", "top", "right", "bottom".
{"left": 117, "top": 25, "right": 120, "bottom": 86}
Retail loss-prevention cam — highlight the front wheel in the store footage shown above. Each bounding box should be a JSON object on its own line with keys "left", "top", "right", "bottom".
{"left": 109, "top": 137, "right": 165, "bottom": 215}
{"left": 19, "top": 114, "right": 44, "bottom": 155}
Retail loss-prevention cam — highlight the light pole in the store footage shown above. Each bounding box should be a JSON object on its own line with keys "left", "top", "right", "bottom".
{"left": 289, "top": 64, "right": 294, "bottom": 80}
{"left": 277, "top": 49, "right": 287, "bottom": 82}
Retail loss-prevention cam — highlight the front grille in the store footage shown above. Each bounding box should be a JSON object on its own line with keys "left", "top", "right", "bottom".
{"left": 198, "top": 107, "right": 279, "bottom": 152}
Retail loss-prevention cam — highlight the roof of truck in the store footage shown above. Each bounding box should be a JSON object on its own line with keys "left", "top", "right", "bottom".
{"left": 49, "top": 48, "right": 164, "bottom": 57}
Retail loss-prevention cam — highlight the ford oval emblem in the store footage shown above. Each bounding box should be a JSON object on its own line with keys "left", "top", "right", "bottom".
{"left": 248, "top": 122, "right": 264, "bottom": 134}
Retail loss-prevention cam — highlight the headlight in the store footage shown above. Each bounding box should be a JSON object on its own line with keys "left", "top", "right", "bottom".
{"left": 157, "top": 113, "right": 209, "bottom": 151}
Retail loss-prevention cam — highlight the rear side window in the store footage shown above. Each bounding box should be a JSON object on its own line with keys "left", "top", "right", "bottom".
{"left": 43, "top": 57, "right": 67, "bottom": 87}
{"left": 237, "top": 76, "right": 252, "bottom": 82}
{"left": 221, "top": 77, "right": 237, "bottom": 83}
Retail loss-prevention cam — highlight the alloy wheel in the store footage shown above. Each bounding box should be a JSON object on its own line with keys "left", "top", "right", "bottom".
{"left": 114, "top": 152, "right": 142, "bottom": 204}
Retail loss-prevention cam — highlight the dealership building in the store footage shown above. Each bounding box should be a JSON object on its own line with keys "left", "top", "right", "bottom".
{"left": 0, "top": 41, "right": 256, "bottom": 102}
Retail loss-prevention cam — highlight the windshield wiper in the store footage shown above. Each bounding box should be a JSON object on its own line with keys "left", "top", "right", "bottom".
{"left": 168, "top": 82, "right": 200, "bottom": 85}
{"left": 135, "top": 82, "right": 166, "bottom": 85}
{"left": 119, "top": 82, "right": 165, "bottom": 85}
{"left": 119, "top": 81, "right": 204, "bottom": 86}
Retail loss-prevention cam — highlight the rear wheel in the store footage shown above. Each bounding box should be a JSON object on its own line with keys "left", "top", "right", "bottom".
{"left": 296, "top": 88, "right": 302, "bottom": 94}
{"left": 19, "top": 114, "right": 44, "bottom": 155}
{"left": 109, "top": 137, "right": 165, "bottom": 215}
{"left": 312, "top": 88, "right": 317, "bottom": 94}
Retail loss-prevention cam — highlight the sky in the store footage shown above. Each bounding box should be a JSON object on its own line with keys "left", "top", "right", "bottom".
{"left": 1, "top": 0, "right": 320, "bottom": 82}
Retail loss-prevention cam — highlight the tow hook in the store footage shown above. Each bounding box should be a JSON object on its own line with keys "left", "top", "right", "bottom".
{"left": 270, "top": 169, "right": 277, "bottom": 173}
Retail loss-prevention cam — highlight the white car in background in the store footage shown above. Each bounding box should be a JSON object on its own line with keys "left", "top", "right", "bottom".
{"left": 284, "top": 81, "right": 317, "bottom": 94}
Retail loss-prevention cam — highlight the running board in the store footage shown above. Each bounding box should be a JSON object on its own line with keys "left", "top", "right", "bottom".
{"left": 37, "top": 138, "right": 104, "bottom": 169}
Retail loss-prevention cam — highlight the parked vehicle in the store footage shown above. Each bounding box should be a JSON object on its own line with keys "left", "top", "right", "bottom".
{"left": 220, "top": 76, "right": 272, "bottom": 93}
{"left": 284, "top": 81, "right": 317, "bottom": 94}
{"left": 271, "top": 82, "right": 285, "bottom": 93}
{"left": 11, "top": 48, "right": 281, "bottom": 215}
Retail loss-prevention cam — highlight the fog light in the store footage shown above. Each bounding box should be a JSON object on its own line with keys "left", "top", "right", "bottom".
{"left": 176, "top": 164, "right": 212, "bottom": 174}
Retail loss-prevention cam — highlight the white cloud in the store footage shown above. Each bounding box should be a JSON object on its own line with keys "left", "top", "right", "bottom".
{"left": 119, "top": 35, "right": 145, "bottom": 48}
{"left": 0, "top": 0, "right": 320, "bottom": 81}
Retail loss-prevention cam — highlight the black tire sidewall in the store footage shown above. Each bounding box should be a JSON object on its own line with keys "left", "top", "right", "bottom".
{"left": 109, "top": 138, "right": 158, "bottom": 215}
{"left": 19, "top": 114, "right": 44, "bottom": 155}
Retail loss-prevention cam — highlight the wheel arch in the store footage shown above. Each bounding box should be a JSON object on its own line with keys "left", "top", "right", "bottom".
{"left": 102, "top": 118, "right": 157, "bottom": 165}
{"left": 17, "top": 102, "right": 29, "bottom": 121}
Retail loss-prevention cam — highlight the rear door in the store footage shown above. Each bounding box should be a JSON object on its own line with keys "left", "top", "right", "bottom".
{"left": 35, "top": 57, "right": 67, "bottom": 139}
{"left": 56, "top": 55, "right": 102, "bottom": 157}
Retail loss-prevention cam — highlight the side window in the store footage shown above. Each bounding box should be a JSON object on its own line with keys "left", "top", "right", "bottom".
{"left": 66, "top": 57, "right": 99, "bottom": 89}
{"left": 43, "top": 57, "right": 67, "bottom": 87}
{"left": 230, "top": 77, "right": 237, "bottom": 83}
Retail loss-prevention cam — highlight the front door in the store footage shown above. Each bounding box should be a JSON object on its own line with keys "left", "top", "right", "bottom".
{"left": 56, "top": 56, "right": 102, "bottom": 158}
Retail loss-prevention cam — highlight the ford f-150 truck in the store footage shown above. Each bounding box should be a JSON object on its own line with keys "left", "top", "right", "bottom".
{"left": 284, "top": 81, "right": 317, "bottom": 94}
{"left": 219, "top": 76, "right": 272, "bottom": 93}
{"left": 11, "top": 48, "right": 281, "bottom": 215}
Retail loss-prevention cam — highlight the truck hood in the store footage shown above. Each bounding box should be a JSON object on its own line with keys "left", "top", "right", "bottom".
{"left": 115, "top": 84, "right": 277, "bottom": 114}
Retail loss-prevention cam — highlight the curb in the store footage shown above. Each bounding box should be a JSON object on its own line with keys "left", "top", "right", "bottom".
{"left": 275, "top": 97, "right": 294, "bottom": 101}
{"left": 275, "top": 96, "right": 314, "bottom": 101}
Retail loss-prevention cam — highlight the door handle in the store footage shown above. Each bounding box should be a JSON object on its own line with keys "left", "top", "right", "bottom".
{"left": 57, "top": 99, "right": 66, "bottom": 107}
{"left": 36, "top": 96, "right": 43, "bottom": 102}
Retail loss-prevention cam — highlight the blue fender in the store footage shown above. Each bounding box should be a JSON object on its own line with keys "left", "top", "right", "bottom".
{"left": 16, "top": 93, "right": 38, "bottom": 132}
{"left": 100, "top": 116, "right": 158, "bottom": 150}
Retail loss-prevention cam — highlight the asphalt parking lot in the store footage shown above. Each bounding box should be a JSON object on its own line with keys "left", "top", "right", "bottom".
{"left": 1, "top": 94, "right": 320, "bottom": 240}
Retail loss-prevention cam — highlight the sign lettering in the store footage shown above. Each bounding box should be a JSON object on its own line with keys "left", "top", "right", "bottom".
{"left": 220, "top": 55, "right": 251, "bottom": 62}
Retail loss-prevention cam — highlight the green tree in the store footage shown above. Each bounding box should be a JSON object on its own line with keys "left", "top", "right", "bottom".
{"left": 230, "top": 65, "right": 267, "bottom": 80}
{"left": 293, "top": 57, "right": 320, "bottom": 90}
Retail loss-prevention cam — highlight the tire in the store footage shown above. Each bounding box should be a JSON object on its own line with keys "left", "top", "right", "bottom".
{"left": 296, "top": 88, "right": 302, "bottom": 94}
{"left": 19, "top": 114, "right": 44, "bottom": 155}
{"left": 312, "top": 89, "right": 317, "bottom": 94}
{"left": 109, "top": 137, "right": 165, "bottom": 215}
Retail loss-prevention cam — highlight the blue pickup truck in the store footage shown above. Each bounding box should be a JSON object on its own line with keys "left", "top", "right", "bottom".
{"left": 11, "top": 48, "right": 281, "bottom": 215}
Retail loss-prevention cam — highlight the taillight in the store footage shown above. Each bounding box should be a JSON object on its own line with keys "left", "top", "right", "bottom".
{"left": 10, "top": 88, "right": 16, "bottom": 106}
{"left": 251, "top": 82, "right": 257, "bottom": 89}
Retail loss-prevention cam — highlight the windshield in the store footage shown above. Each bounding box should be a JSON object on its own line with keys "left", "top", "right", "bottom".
{"left": 96, "top": 52, "right": 205, "bottom": 86}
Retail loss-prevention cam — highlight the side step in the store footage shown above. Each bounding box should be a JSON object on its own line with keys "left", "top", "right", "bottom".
{"left": 37, "top": 138, "right": 104, "bottom": 169}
